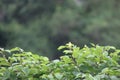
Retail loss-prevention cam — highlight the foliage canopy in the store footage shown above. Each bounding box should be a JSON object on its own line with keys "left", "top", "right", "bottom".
{"left": 0, "top": 43, "right": 120, "bottom": 80}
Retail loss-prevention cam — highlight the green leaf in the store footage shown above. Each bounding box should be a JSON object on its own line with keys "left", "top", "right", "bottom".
{"left": 85, "top": 74, "right": 95, "bottom": 80}
{"left": 22, "top": 67, "right": 30, "bottom": 76}
{"left": 72, "top": 47, "right": 80, "bottom": 58}
{"left": 63, "top": 50, "right": 72, "bottom": 54}
{"left": 0, "top": 58, "right": 10, "bottom": 66}
{"left": 58, "top": 46, "right": 66, "bottom": 50}
{"left": 10, "top": 47, "right": 24, "bottom": 53}
{"left": 54, "top": 73, "right": 63, "bottom": 79}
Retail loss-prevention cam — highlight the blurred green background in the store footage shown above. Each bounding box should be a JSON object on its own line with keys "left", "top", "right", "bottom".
{"left": 0, "top": 0, "right": 120, "bottom": 59}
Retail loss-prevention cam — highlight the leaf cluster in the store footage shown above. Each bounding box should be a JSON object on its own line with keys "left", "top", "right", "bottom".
{"left": 0, "top": 43, "right": 120, "bottom": 80}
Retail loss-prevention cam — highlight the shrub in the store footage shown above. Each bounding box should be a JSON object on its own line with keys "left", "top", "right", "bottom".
{"left": 0, "top": 42, "right": 120, "bottom": 80}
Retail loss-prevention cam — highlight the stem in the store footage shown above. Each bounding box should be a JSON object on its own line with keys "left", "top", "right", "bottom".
{"left": 70, "top": 55, "right": 80, "bottom": 72}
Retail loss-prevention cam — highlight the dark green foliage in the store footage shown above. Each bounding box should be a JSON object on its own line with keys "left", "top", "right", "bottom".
{"left": 0, "top": 0, "right": 56, "bottom": 23}
{"left": 0, "top": 0, "right": 120, "bottom": 59}
{"left": 0, "top": 43, "right": 120, "bottom": 80}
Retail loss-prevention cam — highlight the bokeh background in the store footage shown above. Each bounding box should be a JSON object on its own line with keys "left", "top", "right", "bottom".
{"left": 0, "top": 0, "right": 120, "bottom": 59}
